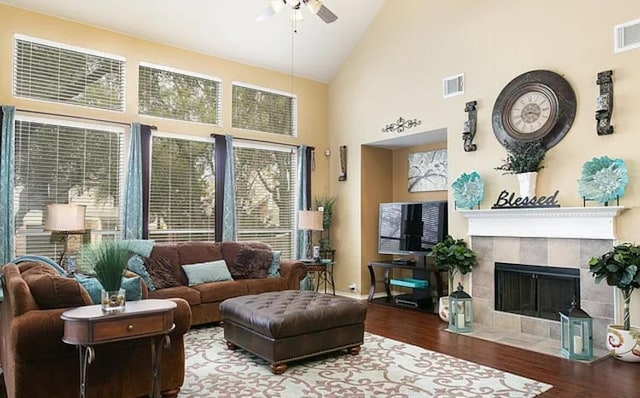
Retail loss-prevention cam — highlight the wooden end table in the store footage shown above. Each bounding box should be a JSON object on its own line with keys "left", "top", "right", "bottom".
{"left": 61, "top": 299, "right": 177, "bottom": 398}
{"left": 305, "top": 260, "right": 336, "bottom": 295}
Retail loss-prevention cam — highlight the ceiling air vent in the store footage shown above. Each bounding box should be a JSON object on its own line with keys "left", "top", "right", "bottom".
{"left": 614, "top": 18, "right": 640, "bottom": 53}
{"left": 443, "top": 73, "right": 464, "bottom": 98}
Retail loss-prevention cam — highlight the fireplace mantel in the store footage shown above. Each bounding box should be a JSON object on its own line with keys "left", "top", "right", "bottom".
{"left": 458, "top": 206, "right": 627, "bottom": 239}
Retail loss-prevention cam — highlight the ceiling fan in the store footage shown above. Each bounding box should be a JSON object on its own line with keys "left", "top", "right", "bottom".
{"left": 257, "top": 0, "right": 338, "bottom": 24}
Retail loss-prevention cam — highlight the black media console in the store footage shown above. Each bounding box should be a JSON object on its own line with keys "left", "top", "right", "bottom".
{"left": 367, "top": 259, "right": 445, "bottom": 313}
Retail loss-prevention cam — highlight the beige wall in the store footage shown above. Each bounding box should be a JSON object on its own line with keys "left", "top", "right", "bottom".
{"left": 0, "top": 4, "right": 330, "bottom": 200}
{"left": 329, "top": 0, "right": 640, "bottom": 319}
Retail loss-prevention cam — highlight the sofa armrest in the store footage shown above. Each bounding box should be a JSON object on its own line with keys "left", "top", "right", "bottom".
{"left": 167, "top": 298, "right": 192, "bottom": 337}
{"left": 279, "top": 260, "right": 308, "bottom": 289}
{"left": 11, "top": 308, "right": 69, "bottom": 361}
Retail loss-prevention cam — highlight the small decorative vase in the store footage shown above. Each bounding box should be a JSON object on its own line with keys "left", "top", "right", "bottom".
{"left": 606, "top": 324, "right": 640, "bottom": 362}
{"left": 517, "top": 171, "right": 538, "bottom": 198}
{"left": 438, "top": 296, "right": 450, "bottom": 322}
{"left": 101, "top": 288, "right": 126, "bottom": 314}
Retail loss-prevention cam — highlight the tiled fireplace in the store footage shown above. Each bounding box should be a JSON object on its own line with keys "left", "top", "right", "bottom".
{"left": 459, "top": 207, "right": 626, "bottom": 349}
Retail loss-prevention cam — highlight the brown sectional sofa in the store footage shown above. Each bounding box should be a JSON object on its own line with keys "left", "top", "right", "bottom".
{"left": 0, "top": 262, "right": 192, "bottom": 398}
{"left": 141, "top": 241, "right": 308, "bottom": 326}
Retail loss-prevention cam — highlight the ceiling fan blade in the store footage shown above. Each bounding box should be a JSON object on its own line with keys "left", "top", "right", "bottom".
{"left": 303, "top": 0, "right": 338, "bottom": 23}
{"left": 316, "top": 4, "right": 338, "bottom": 23}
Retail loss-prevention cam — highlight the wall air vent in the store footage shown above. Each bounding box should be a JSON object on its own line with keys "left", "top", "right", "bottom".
{"left": 443, "top": 73, "right": 464, "bottom": 98}
{"left": 614, "top": 18, "right": 640, "bottom": 53}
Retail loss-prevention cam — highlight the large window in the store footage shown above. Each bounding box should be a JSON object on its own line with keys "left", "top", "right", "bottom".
{"left": 149, "top": 135, "right": 215, "bottom": 242}
{"left": 13, "top": 34, "right": 125, "bottom": 111}
{"left": 232, "top": 82, "right": 297, "bottom": 136}
{"left": 234, "top": 141, "right": 298, "bottom": 258}
{"left": 139, "top": 63, "right": 222, "bottom": 125}
{"left": 13, "top": 116, "right": 124, "bottom": 258}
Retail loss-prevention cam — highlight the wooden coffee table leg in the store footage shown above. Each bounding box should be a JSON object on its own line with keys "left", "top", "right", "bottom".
{"left": 348, "top": 345, "right": 361, "bottom": 355}
{"left": 225, "top": 341, "right": 237, "bottom": 350}
{"left": 270, "top": 363, "right": 287, "bottom": 374}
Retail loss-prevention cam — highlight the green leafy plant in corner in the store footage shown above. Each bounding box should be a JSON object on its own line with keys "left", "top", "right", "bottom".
{"left": 80, "top": 241, "right": 131, "bottom": 291}
{"left": 429, "top": 235, "right": 477, "bottom": 294}
{"left": 495, "top": 140, "right": 546, "bottom": 175}
{"left": 314, "top": 194, "right": 337, "bottom": 251}
{"left": 589, "top": 243, "right": 640, "bottom": 331}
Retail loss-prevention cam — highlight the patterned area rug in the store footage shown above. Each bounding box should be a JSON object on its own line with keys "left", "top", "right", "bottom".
{"left": 180, "top": 326, "right": 552, "bottom": 398}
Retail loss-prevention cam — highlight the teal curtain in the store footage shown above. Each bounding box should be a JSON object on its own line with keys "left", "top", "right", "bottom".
{"left": 122, "top": 123, "right": 143, "bottom": 239}
{"left": 0, "top": 105, "right": 15, "bottom": 263}
{"left": 296, "top": 145, "right": 312, "bottom": 290}
{"left": 222, "top": 135, "right": 237, "bottom": 241}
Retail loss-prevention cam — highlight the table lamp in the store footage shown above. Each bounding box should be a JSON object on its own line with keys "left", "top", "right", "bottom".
{"left": 298, "top": 210, "right": 323, "bottom": 261}
{"left": 45, "top": 203, "right": 86, "bottom": 266}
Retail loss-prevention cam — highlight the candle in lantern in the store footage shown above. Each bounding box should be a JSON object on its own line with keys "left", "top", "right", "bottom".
{"left": 457, "top": 312, "right": 465, "bottom": 329}
{"left": 573, "top": 335, "right": 583, "bottom": 354}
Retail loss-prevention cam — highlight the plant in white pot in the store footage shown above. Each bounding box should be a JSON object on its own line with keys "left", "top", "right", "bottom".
{"left": 589, "top": 242, "right": 640, "bottom": 362}
{"left": 429, "top": 235, "right": 477, "bottom": 322}
{"left": 495, "top": 140, "right": 546, "bottom": 198}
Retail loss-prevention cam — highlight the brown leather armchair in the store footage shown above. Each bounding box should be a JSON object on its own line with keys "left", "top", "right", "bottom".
{"left": 0, "top": 262, "right": 192, "bottom": 398}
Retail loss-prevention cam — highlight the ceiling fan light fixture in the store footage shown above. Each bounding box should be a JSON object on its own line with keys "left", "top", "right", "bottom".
{"left": 285, "top": 0, "right": 301, "bottom": 6}
{"left": 270, "top": 0, "right": 285, "bottom": 13}
{"left": 290, "top": 8, "right": 304, "bottom": 21}
{"left": 305, "top": 0, "right": 322, "bottom": 14}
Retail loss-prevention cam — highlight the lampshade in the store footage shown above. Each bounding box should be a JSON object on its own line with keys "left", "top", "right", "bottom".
{"left": 44, "top": 204, "right": 86, "bottom": 232}
{"left": 298, "top": 210, "right": 323, "bottom": 231}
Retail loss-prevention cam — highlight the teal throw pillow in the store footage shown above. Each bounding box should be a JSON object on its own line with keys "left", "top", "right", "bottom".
{"left": 127, "top": 255, "right": 156, "bottom": 291}
{"left": 119, "top": 239, "right": 155, "bottom": 257}
{"left": 74, "top": 274, "right": 143, "bottom": 304}
{"left": 181, "top": 260, "right": 233, "bottom": 286}
{"left": 268, "top": 251, "right": 281, "bottom": 278}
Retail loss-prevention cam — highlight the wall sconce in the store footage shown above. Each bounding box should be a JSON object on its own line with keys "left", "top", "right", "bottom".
{"left": 462, "top": 100, "right": 477, "bottom": 152}
{"left": 596, "top": 70, "right": 614, "bottom": 135}
{"left": 339, "top": 145, "right": 347, "bottom": 181}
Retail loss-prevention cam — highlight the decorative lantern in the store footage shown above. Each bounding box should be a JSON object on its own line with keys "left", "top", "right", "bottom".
{"left": 449, "top": 283, "right": 473, "bottom": 333}
{"left": 559, "top": 298, "right": 593, "bottom": 360}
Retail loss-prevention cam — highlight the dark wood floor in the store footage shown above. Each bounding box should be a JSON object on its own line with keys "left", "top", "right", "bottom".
{"left": 365, "top": 302, "right": 640, "bottom": 397}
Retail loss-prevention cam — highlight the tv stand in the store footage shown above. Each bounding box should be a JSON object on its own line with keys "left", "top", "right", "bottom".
{"left": 392, "top": 258, "right": 416, "bottom": 266}
{"left": 367, "top": 258, "right": 444, "bottom": 313}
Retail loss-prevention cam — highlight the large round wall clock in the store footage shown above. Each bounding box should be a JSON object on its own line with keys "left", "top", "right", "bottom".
{"left": 492, "top": 70, "right": 576, "bottom": 150}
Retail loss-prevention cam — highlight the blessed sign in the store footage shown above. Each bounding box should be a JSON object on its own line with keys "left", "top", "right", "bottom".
{"left": 491, "top": 190, "right": 560, "bottom": 209}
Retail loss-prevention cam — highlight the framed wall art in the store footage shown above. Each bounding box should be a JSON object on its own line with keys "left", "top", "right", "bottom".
{"left": 408, "top": 149, "right": 448, "bottom": 192}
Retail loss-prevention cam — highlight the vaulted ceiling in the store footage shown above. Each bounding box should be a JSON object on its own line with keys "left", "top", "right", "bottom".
{"left": 0, "top": 0, "right": 386, "bottom": 83}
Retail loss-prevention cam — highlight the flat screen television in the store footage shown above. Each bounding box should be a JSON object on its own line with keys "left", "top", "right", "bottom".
{"left": 377, "top": 201, "right": 448, "bottom": 256}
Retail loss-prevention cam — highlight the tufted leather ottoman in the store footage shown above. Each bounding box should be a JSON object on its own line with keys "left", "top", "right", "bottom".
{"left": 219, "top": 290, "right": 368, "bottom": 374}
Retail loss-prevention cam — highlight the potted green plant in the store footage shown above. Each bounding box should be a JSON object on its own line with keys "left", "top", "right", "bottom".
{"left": 429, "top": 235, "right": 477, "bottom": 322}
{"left": 589, "top": 242, "right": 640, "bottom": 362}
{"left": 314, "top": 195, "right": 337, "bottom": 257}
{"left": 81, "top": 241, "right": 131, "bottom": 313}
{"left": 495, "top": 140, "right": 546, "bottom": 198}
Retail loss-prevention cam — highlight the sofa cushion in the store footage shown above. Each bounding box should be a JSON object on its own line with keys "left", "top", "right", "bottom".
{"left": 221, "top": 241, "right": 271, "bottom": 266}
{"left": 242, "top": 277, "right": 288, "bottom": 295}
{"left": 145, "top": 256, "right": 181, "bottom": 289}
{"left": 148, "top": 285, "right": 202, "bottom": 306}
{"left": 228, "top": 247, "right": 273, "bottom": 280}
{"left": 74, "top": 274, "right": 143, "bottom": 304}
{"left": 182, "top": 260, "right": 233, "bottom": 286}
{"left": 191, "top": 280, "right": 248, "bottom": 303}
{"left": 21, "top": 264, "right": 93, "bottom": 309}
{"left": 178, "top": 241, "right": 223, "bottom": 265}
{"left": 127, "top": 255, "right": 156, "bottom": 291}
{"left": 268, "top": 250, "right": 281, "bottom": 278}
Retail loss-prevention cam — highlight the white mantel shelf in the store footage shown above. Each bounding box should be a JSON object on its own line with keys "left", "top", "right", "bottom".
{"left": 458, "top": 206, "right": 627, "bottom": 240}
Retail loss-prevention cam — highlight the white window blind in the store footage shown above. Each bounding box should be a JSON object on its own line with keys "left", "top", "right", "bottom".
{"left": 149, "top": 134, "right": 216, "bottom": 243}
{"left": 13, "top": 34, "right": 125, "bottom": 111}
{"left": 13, "top": 116, "right": 124, "bottom": 259}
{"left": 233, "top": 141, "right": 298, "bottom": 258}
{"left": 139, "top": 63, "right": 222, "bottom": 125}
{"left": 232, "top": 82, "right": 297, "bottom": 136}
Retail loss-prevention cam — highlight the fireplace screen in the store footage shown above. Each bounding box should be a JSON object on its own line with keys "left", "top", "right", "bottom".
{"left": 495, "top": 263, "right": 580, "bottom": 321}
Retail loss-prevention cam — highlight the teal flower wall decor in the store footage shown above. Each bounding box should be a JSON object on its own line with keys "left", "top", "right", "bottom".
{"left": 452, "top": 171, "right": 484, "bottom": 209}
{"left": 578, "top": 156, "right": 628, "bottom": 204}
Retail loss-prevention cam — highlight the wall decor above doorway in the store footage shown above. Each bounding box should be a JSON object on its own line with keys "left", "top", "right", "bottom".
{"left": 381, "top": 116, "right": 422, "bottom": 133}
{"left": 492, "top": 70, "right": 576, "bottom": 150}
{"left": 408, "top": 149, "right": 447, "bottom": 192}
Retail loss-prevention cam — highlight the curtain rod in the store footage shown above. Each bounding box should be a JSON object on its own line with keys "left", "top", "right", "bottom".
{"left": 209, "top": 133, "right": 314, "bottom": 150}
{"left": 16, "top": 108, "right": 157, "bottom": 129}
